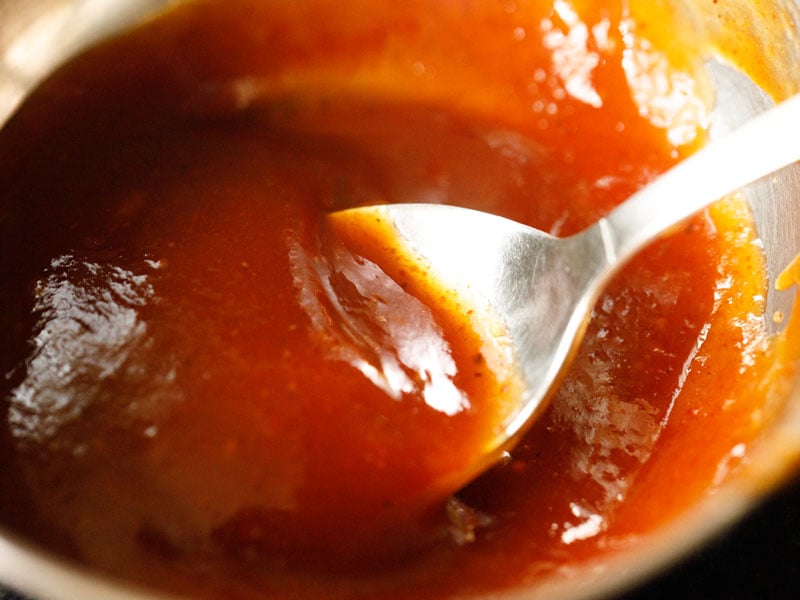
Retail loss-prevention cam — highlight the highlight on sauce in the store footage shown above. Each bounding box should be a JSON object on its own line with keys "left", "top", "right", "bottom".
{"left": 0, "top": 1, "right": 798, "bottom": 599}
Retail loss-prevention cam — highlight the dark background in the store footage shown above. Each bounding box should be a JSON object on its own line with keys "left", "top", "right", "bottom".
{"left": 621, "top": 471, "right": 800, "bottom": 599}
{"left": 2, "top": 472, "right": 799, "bottom": 599}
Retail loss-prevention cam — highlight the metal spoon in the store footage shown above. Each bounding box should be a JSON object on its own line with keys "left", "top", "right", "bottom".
{"left": 333, "top": 92, "right": 800, "bottom": 463}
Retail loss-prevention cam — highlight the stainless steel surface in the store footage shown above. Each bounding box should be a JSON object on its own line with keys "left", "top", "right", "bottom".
{"left": 345, "top": 94, "right": 800, "bottom": 460}
{"left": 708, "top": 59, "right": 800, "bottom": 335}
{"left": 0, "top": 0, "right": 175, "bottom": 129}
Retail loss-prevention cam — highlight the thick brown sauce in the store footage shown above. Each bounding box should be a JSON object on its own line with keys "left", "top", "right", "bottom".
{"left": 0, "top": 1, "right": 796, "bottom": 599}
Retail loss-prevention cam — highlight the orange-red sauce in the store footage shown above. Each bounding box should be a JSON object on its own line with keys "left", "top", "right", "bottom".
{"left": 0, "top": 1, "right": 796, "bottom": 599}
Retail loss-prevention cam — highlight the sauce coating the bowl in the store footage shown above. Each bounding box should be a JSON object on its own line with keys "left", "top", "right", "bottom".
{"left": 0, "top": 1, "right": 798, "bottom": 599}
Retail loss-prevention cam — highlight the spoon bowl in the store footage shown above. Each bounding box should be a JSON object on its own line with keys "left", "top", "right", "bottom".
{"left": 333, "top": 92, "right": 800, "bottom": 466}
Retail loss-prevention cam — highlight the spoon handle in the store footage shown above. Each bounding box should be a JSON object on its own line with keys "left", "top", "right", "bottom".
{"left": 599, "top": 93, "right": 800, "bottom": 264}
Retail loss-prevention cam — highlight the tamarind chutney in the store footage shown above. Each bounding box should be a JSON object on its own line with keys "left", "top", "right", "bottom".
{"left": 0, "top": 1, "right": 798, "bottom": 599}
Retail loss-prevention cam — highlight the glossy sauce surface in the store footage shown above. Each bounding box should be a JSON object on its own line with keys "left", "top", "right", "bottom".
{"left": 0, "top": 1, "right": 796, "bottom": 599}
